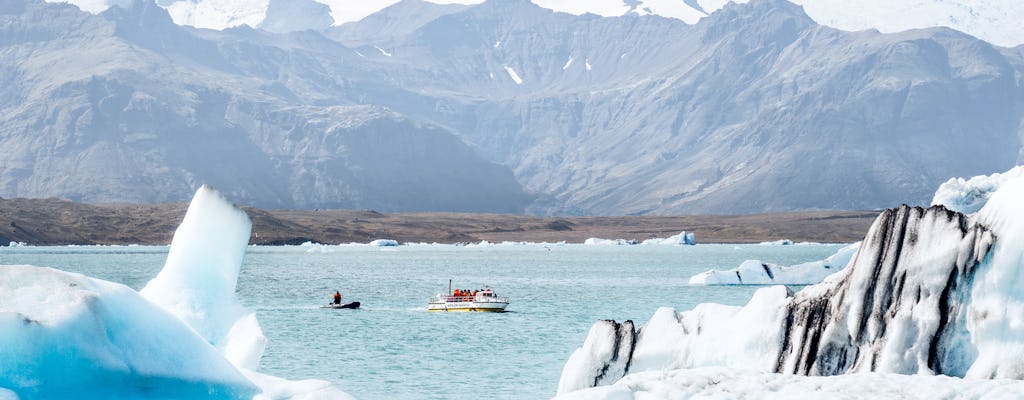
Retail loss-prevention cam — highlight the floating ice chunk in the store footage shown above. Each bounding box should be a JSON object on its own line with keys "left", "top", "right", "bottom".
{"left": 640, "top": 231, "right": 695, "bottom": 245}
{"left": 689, "top": 242, "right": 859, "bottom": 285}
{"left": 0, "top": 388, "right": 16, "bottom": 400}
{"left": 493, "top": 40, "right": 501, "bottom": 48}
{"left": 0, "top": 265, "right": 258, "bottom": 399}
{"left": 584, "top": 238, "right": 637, "bottom": 245}
{"left": 585, "top": 59, "right": 592, "bottom": 71}
{"left": 374, "top": 46, "right": 392, "bottom": 57}
{"left": 504, "top": 66, "right": 523, "bottom": 84}
{"left": 244, "top": 370, "right": 355, "bottom": 400}
{"left": 562, "top": 56, "right": 574, "bottom": 70}
{"left": 931, "top": 165, "right": 1024, "bottom": 214}
{"left": 369, "top": 239, "right": 399, "bottom": 246}
{"left": 140, "top": 185, "right": 266, "bottom": 370}
{"left": 758, "top": 239, "right": 793, "bottom": 245}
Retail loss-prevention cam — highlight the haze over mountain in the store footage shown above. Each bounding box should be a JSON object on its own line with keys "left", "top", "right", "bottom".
{"left": 50, "top": 0, "right": 1024, "bottom": 47}
{"left": 3, "top": 0, "right": 1023, "bottom": 214}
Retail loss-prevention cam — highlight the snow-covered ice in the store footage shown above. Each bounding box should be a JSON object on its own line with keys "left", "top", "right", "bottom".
{"left": 688, "top": 242, "right": 859, "bottom": 285}
{"left": 0, "top": 185, "right": 352, "bottom": 399}
{"left": 584, "top": 238, "right": 637, "bottom": 245}
{"left": 555, "top": 367, "right": 1024, "bottom": 399}
{"left": 640, "top": 231, "right": 695, "bottom": 246}
{"left": 558, "top": 169, "right": 1024, "bottom": 397}
{"left": 369, "top": 239, "right": 399, "bottom": 246}
{"left": 932, "top": 165, "right": 1024, "bottom": 214}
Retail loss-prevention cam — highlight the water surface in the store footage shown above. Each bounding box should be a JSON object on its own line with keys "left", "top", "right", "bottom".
{"left": 0, "top": 242, "right": 845, "bottom": 399}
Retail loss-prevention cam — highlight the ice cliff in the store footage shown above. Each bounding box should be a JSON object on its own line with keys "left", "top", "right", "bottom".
{"left": 0, "top": 185, "right": 352, "bottom": 399}
{"left": 558, "top": 173, "right": 1024, "bottom": 396}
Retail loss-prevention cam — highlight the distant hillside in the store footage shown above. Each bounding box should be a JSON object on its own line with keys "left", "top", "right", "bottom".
{"left": 1, "top": 0, "right": 1021, "bottom": 215}
{"left": 0, "top": 197, "right": 877, "bottom": 245}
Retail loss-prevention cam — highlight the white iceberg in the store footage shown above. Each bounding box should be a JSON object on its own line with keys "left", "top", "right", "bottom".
{"left": 758, "top": 239, "right": 794, "bottom": 245}
{"left": 368, "top": 239, "right": 399, "bottom": 247}
{"left": 640, "top": 231, "right": 696, "bottom": 246}
{"left": 688, "top": 242, "right": 860, "bottom": 285}
{"left": 932, "top": 165, "right": 1024, "bottom": 214}
{"left": 140, "top": 185, "right": 265, "bottom": 370}
{"left": 584, "top": 238, "right": 637, "bottom": 245}
{"left": 0, "top": 185, "right": 353, "bottom": 399}
{"left": 558, "top": 172, "right": 1024, "bottom": 397}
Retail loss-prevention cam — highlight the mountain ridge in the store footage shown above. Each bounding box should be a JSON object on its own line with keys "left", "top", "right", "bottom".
{"left": 2, "top": 0, "right": 1022, "bottom": 215}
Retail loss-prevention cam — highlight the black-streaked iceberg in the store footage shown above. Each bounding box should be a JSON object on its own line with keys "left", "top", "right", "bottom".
{"left": 556, "top": 172, "right": 1024, "bottom": 398}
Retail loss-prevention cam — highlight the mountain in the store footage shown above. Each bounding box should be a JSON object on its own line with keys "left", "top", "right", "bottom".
{"left": 49, "top": 0, "right": 1024, "bottom": 47}
{"left": 2, "top": 0, "right": 1022, "bottom": 214}
{"left": 0, "top": 0, "right": 531, "bottom": 212}
{"left": 327, "top": 0, "right": 1023, "bottom": 214}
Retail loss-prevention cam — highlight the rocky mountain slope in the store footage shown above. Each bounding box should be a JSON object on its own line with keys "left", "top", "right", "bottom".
{"left": 2, "top": 0, "right": 1022, "bottom": 214}
{"left": 0, "top": 0, "right": 530, "bottom": 212}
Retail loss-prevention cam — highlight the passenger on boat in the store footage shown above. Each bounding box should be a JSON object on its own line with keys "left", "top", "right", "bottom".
{"left": 333, "top": 291, "right": 342, "bottom": 305}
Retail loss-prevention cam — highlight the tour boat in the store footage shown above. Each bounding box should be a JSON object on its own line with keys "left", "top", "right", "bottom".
{"left": 428, "top": 285, "right": 508, "bottom": 312}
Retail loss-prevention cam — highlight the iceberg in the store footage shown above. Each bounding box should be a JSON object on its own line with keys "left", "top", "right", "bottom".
{"left": 368, "top": 238, "right": 399, "bottom": 247}
{"left": 640, "top": 231, "right": 696, "bottom": 246}
{"left": 0, "top": 265, "right": 258, "bottom": 399}
{"left": 140, "top": 185, "right": 265, "bottom": 369}
{"left": 758, "top": 239, "right": 794, "bottom": 245}
{"left": 0, "top": 185, "right": 352, "bottom": 399}
{"left": 584, "top": 238, "right": 638, "bottom": 245}
{"left": 932, "top": 165, "right": 1024, "bottom": 214}
{"left": 558, "top": 170, "right": 1024, "bottom": 396}
{"left": 688, "top": 242, "right": 860, "bottom": 285}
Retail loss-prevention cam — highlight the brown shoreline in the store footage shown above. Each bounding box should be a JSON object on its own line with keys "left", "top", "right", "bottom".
{"left": 0, "top": 197, "right": 878, "bottom": 246}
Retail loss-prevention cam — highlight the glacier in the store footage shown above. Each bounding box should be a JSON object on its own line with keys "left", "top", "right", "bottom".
{"left": 0, "top": 185, "right": 352, "bottom": 399}
{"left": 556, "top": 170, "right": 1024, "bottom": 397}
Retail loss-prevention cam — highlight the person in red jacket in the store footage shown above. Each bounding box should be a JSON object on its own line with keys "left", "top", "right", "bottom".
{"left": 332, "top": 291, "right": 342, "bottom": 305}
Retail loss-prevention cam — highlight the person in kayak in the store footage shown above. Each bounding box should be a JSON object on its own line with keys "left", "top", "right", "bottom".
{"left": 333, "top": 291, "right": 342, "bottom": 305}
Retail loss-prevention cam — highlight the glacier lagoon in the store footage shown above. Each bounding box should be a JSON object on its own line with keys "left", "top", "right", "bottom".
{"left": 0, "top": 242, "right": 845, "bottom": 399}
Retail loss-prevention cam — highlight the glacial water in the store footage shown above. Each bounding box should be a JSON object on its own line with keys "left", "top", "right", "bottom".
{"left": 0, "top": 242, "right": 847, "bottom": 399}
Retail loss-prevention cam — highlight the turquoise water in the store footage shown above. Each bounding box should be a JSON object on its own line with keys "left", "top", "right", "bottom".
{"left": 0, "top": 243, "right": 845, "bottom": 399}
